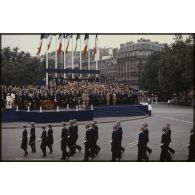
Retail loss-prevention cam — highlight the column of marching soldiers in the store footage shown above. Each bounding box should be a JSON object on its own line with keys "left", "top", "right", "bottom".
{"left": 20, "top": 120, "right": 195, "bottom": 161}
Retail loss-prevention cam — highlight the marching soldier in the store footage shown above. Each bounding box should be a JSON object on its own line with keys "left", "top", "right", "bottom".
{"left": 143, "top": 123, "right": 152, "bottom": 155}
{"left": 160, "top": 127, "right": 172, "bottom": 161}
{"left": 116, "top": 121, "right": 125, "bottom": 153}
{"left": 137, "top": 127, "right": 148, "bottom": 161}
{"left": 68, "top": 120, "right": 76, "bottom": 156}
{"left": 29, "top": 122, "right": 36, "bottom": 153}
{"left": 111, "top": 125, "right": 121, "bottom": 161}
{"left": 166, "top": 124, "right": 175, "bottom": 155}
{"left": 61, "top": 122, "right": 70, "bottom": 160}
{"left": 73, "top": 119, "right": 82, "bottom": 153}
{"left": 91, "top": 121, "right": 101, "bottom": 156}
{"left": 40, "top": 126, "right": 47, "bottom": 157}
{"left": 188, "top": 129, "right": 195, "bottom": 161}
{"left": 84, "top": 124, "right": 94, "bottom": 161}
{"left": 21, "top": 125, "right": 28, "bottom": 156}
{"left": 47, "top": 124, "right": 54, "bottom": 154}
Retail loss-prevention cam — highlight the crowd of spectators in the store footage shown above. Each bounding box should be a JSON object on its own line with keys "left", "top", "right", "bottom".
{"left": 1, "top": 75, "right": 139, "bottom": 111}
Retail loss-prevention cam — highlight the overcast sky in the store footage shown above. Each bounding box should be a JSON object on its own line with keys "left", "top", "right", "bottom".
{"left": 2, "top": 34, "right": 188, "bottom": 56}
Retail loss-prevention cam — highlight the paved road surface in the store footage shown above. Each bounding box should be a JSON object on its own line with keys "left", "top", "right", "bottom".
{"left": 1, "top": 104, "right": 193, "bottom": 161}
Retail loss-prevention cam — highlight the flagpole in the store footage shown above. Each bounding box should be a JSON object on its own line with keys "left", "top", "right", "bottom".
{"left": 96, "top": 38, "right": 98, "bottom": 78}
{"left": 46, "top": 37, "right": 49, "bottom": 86}
{"left": 55, "top": 35, "right": 57, "bottom": 77}
{"left": 80, "top": 35, "right": 82, "bottom": 79}
{"left": 72, "top": 35, "right": 74, "bottom": 79}
{"left": 63, "top": 36, "right": 66, "bottom": 79}
{"left": 88, "top": 38, "right": 90, "bottom": 78}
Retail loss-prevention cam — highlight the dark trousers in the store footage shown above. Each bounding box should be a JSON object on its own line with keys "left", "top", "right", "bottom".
{"left": 111, "top": 144, "right": 121, "bottom": 161}
{"left": 47, "top": 144, "right": 53, "bottom": 153}
{"left": 41, "top": 145, "right": 46, "bottom": 157}
{"left": 30, "top": 143, "right": 36, "bottom": 153}
{"left": 68, "top": 139, "right": 76, "bottom": 156}
{"left": 137, "top": 145, "right": 148, "bottom": 161}
{"left": 160, "top": 146, "right": 172, "bottom": 161}
{"left": 84, "top": 143, "right": 93, "bottom": 161}
{"left": 148, "top": 110, "right": 151, "bottom": 116}
{"left": 23, "top": 148, "right": 28, "bottom": 156}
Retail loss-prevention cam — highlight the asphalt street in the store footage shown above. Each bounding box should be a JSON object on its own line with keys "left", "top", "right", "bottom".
{"left": 1, "top": 104, "right": 193, "bottom": 161}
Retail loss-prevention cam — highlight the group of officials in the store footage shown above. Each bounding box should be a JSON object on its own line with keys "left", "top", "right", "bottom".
{"left": 21, "top": 121, "right": 195, "bottom": 161}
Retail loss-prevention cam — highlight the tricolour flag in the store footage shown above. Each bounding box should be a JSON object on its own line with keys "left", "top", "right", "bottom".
{"left": 93, "top": 34, "right": 98, "bottom": 57}
{"left": 65, "top": 34, "right": 72, "bottom": 53}
{"left": 75, "top": 34, "right": 80, "bottom": 51}
{"left": 47, "top": 34, "right": 53, "bottom": 50}
{"left": 57, "top": 34, "right": 66, "bottom": 54}
{"left": 83, "top": 34, "right": 89, "bottom": 56}
{"left": 36, "top": 34, "right": 49, "bottom": 56}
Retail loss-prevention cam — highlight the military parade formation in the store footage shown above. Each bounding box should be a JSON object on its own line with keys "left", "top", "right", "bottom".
{"left": 20, "top": 120, "right": 195, "bottom": 161}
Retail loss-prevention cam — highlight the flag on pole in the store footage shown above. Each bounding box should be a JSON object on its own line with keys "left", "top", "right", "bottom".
{"left": 83, "top": 34, "right": 89, "bottom": 56}
{"left": 65, "top": 34, "right": 72, "bottom": 53}
{"left": 36, "top": 34, "right": 48, "bottom": 56}
{"left": 57, "top": 34, "right": 64, "bottom": 55}
{"left": 47, "top": 34, "right": 53, "bottom": 50}
{"left": 75, "top": 34, "right": 80, "bottom": 51}
{"left": 93, "top": 34, "right": 98, "bottom": 57}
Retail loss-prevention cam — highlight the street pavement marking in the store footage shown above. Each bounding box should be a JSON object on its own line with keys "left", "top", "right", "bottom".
{"left": 155, "top": 115, "right": 193, "bottom": 124}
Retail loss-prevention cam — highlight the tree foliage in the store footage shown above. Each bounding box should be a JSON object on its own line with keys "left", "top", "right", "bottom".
{"left": 1, "top": 47, "right": 45, "bottom": 85}
{"left": 141, "top": 35, "right": 193, "bottom": 100}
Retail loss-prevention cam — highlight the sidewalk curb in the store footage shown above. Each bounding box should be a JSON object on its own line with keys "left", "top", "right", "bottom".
{"left": 2, "top": 115, "right": 149, "bottom": 129}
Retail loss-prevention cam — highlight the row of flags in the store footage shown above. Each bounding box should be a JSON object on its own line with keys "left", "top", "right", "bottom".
{"left": 36, "top": 33, "right": 98, "bottom": 57}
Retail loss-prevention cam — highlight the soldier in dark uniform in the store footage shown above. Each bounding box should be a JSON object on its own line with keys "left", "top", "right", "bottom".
{"left": 47, "top": 124, "right": 54, "bottom": 154}
{"left": 116, "top": 122, "right": 125, "bottom": 153}
{"left": 21, "top": 125, "right": 28, "bottom": 156}
{"left": 91, "top": 121, "right": 101, "bottom": 156}
{"left": 29, "top": 122, "right": 36, "bottom": 153}
{"left": 143, "top": 123, "right": 152, "bottom": 155}
{"left": 73, "top": 119, "right": 82, "bottom": 153}
{"left": 188, "top": 129, "right": 195, "bottom": 161}
{"left": 68, "top": 120, "right": 76, "bottom": 156}
{"left": 40, "top": 126, "right": 47, "bottom": 157}
{"left": 160, "top": 127, "right": 172, "bottom": 161}
{"left": 84, "top": 124, "right": 94, "bottom": 161}
{"left": 61, "top": 122, "right": 70, "bottom": 160}
{"left": 166, "top": 124, "right": 175, "bottom": 155}
{"left": 111, "top": 125, "right": 121, "bottom": 161}
{"left": 137, "top": 127, "right": 148, "bottom": 161}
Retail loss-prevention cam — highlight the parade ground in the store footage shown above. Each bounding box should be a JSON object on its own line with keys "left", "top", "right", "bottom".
{"left": 1, "top": 103, "right": 193, "bottom": 161}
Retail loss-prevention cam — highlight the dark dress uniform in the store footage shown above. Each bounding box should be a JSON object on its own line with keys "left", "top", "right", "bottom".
{"left": 29, "top": 126, "right": 36, "bottom": 153}
{"left": 111, "top": 129, "right": 121, "bottom": 161}
{"left": 73, "top": 124, "right": 82, "bottom": 152}
{"left": 160, "top": 131, "right": 172, "bottom": 161}
{"left": 188, "top": 130, "right": 195, "bottom": 161}
{"left": 84, "top": 126, "right": 94, "bottom": 161}
{"left": 137, "top": 130, "right": 148, "bottom": 161}
{"left": 47, "top": 127, "right": 53, "bottom": 153}
{"left": 21, "top": 128, "right": 28, "bottom": 156}
{"left": 40, "top": 129, "right": 47, "bottom": 157}
{"left": 117, "top": 126, "right": 125, "bottom": 153}
{"left": 68, "top": 125, "right": 76, "bottom": 156}
{"left": 61, "top": 126, "right": 69, "bottom": 160}
{"left": 91, "top": 124, "right": 101, "bottom": 156}
{"left": 144, "top": 127, "right": 152, "bottom": 155}
{"left": 166, "top": 128, "right": 175, "bottom": 155}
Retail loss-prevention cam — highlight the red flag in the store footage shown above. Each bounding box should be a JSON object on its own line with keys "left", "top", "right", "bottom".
{"left": 47, "top": 34, "right": 53, "bottom": 50}
{"left": 36, "top": 34, "right": 48, "bottom": 56}
{"left": 83, "top": 34, "right": 89, "bottom": 56}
